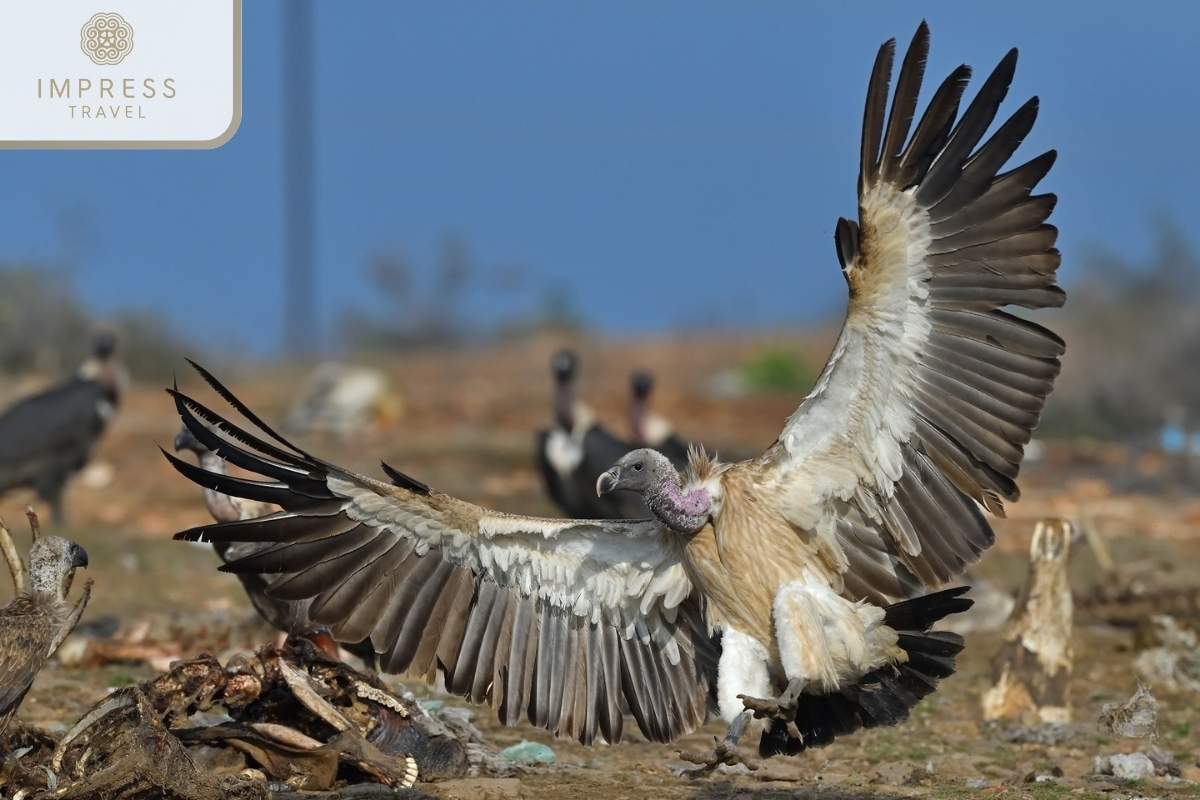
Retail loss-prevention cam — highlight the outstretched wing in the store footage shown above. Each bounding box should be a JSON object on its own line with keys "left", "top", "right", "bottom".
{"left": 166, "top": 364, "right": 715, "bottom": 745}
{"left": 764, "top": 23, "right": 1063, "bottom": 601}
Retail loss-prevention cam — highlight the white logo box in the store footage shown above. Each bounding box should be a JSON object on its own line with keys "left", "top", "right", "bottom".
{"left": 0, "top": 1, "right": 240, "bottom": 148}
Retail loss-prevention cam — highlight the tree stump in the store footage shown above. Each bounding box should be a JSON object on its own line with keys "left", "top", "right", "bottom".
{"left": 981, "top": 518, "right": 1074, "bottom": 723}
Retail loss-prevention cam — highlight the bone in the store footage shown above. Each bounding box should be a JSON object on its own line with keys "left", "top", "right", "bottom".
{"left": 0, "top": 518, "right": 27, "bottom": 596}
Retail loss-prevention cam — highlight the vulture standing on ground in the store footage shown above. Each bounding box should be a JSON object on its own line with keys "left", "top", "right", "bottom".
{"left": 0, "top": 333, "right": 126, "bottom": 524}
{"left": 628, "top": 371, "right": 691, "bottom": 468}
{"left": 167, "top": 23, "right": 1064, "bottom": 770}
{"left": 0, "top": 534, "right": 90, "bottom": 733}
{"left": 535, "top": 350, "right": 649, "bottom": 519}
{"left": 174, "top": 424, "right": 376, "bottom": 667}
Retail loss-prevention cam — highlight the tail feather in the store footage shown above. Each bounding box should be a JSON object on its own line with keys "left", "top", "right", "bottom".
{"left": 760, "top": 587, "right": 972, "bottom": 757}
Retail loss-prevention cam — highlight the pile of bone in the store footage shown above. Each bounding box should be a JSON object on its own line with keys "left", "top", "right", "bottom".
{"left": 0, "top": 640, "right": 476, "bottom": 800}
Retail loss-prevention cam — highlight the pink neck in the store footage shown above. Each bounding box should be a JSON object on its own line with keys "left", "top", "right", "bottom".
{"left": 663, "top": 482, "right": 710, "bottom": 516}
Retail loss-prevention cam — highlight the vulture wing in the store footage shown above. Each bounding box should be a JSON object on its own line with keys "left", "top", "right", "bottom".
{"left": 0, "top": 379, "right": 109, "bottom": 491}
{"left": 764, "top": 23, "right": 1063, "bottom": 601}
{"left": 0, "top": 602, "right": 55, "bottom": 727}
{"left": 167, "top": 364, "right": 715, "bottom": 745}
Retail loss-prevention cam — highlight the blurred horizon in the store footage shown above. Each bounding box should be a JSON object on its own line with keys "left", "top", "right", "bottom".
{"left": 0, "top": 2, "right": 1197, "bottom": 355}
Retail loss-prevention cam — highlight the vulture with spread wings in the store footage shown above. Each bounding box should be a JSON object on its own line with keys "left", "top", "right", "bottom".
{"left": 167, "top": 23, "right": 1063, "bottom": 769}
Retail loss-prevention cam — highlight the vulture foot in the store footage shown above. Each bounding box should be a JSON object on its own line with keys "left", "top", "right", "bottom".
{"left": 677, "top": 739, "right": 760, "bottom": 777}
{"left": 677, "top": 709, "right": 761, "bottom": 777}
{"left": 738, "top": 677, "right": 806, "bottom": 722}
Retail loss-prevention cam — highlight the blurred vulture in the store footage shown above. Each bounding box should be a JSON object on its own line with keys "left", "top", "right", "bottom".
{"left": 0, "top": 333, "right": 126, "bottom": 524}
{"left": 167, "top": 23, "right": 1063, "bottom": 769}
{"left": 628, "top": 371, "right": 691, "bottom": 468}
{"left": 535, "top": 350, "right": 648, "bottom": 519}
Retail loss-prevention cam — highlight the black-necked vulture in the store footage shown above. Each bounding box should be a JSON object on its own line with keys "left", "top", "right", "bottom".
{"left": 166, "top": 24, "right": 1063, "bottom": 770}
{"left": 0, "top": 533, "right": 90, "bottom": 733}
{"left": 628, "top": 371, "right": 691, "bottom": 468}
{"left": 0, "top": 333, "right": 125, "bottom": 524}
{"left": 535, "top": 349, "right": 649, "bottom": 519}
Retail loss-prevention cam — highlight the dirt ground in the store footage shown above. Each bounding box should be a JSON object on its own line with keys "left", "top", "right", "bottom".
{"left": 3, "top": 333, "right": 1200, "bottom": 799}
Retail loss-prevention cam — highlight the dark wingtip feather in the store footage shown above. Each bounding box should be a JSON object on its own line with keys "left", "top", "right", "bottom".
{"left": 883, "top": 585, "right": 974, "bottom": 631}
{"left": 380, "top": 460, "right": 431, "bottom": 495}
{"left": 879, "top": 22, "right": 931, "bottom": 183}
{"left": 860, "top": 37, "right": 897, "bottom": 194}
{"left": 186, "top": 360, "right": 311, "bottom": 458}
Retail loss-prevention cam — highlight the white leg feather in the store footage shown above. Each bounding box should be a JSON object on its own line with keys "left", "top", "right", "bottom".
{"left": 716, "top": 628, "right": 771, "bottom": 724}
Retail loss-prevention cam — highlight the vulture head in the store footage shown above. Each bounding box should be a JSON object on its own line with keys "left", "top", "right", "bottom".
{"left": 92, "top": 331, "right": 117, "bottom": 360}
{"left": 597, "top": 448, "right": 711, "bottom": 535}
{"left": 551, "top": 349, "right": 580, "bottom": 431}
{"left": 630, "top": 371, "right": 654, "bottom": 400}
{"left": 28, "top": 535, "right": 88, "bottom": 602}
{"left": 173, "top": 424, "right": 209, "bottom": 456}
{"left": 79, "top": 330, "right": 126, "bottom": 403}
{"left": 551, "top": 349, "right": 578, "bottom": 384}
{"left": 628, "top": 371, "right": 654, "bottom": 444}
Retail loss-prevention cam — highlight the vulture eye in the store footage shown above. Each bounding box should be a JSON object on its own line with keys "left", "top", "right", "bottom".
{"left": 633, "top": 463, "right": 643, "bottom": 471}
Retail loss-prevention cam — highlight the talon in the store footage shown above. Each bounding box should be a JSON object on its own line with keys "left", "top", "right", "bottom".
{"left": 738, "top": 692, "right": 798, "bottom": 722}
{"left": 677, "top": 738, "right": 761, "bottom": 778}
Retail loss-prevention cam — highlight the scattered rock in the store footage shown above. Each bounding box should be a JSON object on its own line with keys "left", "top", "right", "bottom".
{"left": 927, "top": 753, "right": 983, "bottom": 780}
{"left": 499, "top": 741, "right": 556, "bottom": 764}
{"left": 873, "top": 760, "right": 925, "bottom": 786}
{"left": 1134, "top": 616, "right": 1200, "bottom": 693}
{"left": 1100, "top": 683, "right": 1158, "bottom": 739}
{"left": 78, "top": 461, "right": 114, "bottom": 489}
{"left": 1008, "top": 722, "right": 1076, "bottom": 745}
{"left": 1094, "top": 752, "right": 1157, "bottom": 781}
{"left": 1145, "top": 745, "right": 1182, "bottom": 777}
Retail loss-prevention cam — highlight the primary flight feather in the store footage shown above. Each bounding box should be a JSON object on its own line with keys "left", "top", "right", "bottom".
{"left": 168, "top": 22, "right": 1062, "bottom": 766}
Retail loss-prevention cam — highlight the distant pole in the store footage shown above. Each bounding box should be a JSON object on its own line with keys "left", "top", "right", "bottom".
{"left": 283, "top": 0, "right": 317, "bottom": 354}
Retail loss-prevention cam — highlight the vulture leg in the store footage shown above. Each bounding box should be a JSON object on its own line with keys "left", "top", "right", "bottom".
{"left": 738, "top": 677, "right": 807, "bottom": 723}
{"left": 0, "top": 518, "right": 27, "bottom": 595}
{"left": 677, "top": 710, "right": 761, "bottom": 777}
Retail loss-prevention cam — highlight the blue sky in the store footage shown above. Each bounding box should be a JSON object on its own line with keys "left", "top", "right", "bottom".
{"left": 0, "top": 2, "right": 1196, "bottom": 352}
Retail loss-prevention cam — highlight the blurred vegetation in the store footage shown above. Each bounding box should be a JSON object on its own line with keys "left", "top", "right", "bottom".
{"left": 341, "top": 233, "right": 579, "bottom": 350}
{"left": 0, "top": 264, "right": 197, "bottom": 382}
{"left": 1038, "top": 223, "right": 1200, "bottom": 440}
{"left": 742, "top": 348, "right": 817, "bottom": 393}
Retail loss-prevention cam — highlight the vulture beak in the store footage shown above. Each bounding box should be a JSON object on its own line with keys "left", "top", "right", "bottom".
{"left": 71, "top": 544, "right": 89, "bottom": 570}
{"left": 596, "top": 468, "right": 618, "bottom": 497}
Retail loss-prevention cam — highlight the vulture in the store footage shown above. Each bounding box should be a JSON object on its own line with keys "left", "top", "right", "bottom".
{"left": 173, "top": 424, "right": 376, "bottom": 667}
{"left": 0, "top": 533, "right": 90, "bottom": 733}
{"left": 0, "top": 333, "right": 126, "bottom": 524}
{"left": 535, "top": 350, "right": 649, "bottom": 519}
{"left": 167, "top": 23, "right": 1063, "bottom": 770}
{"left": 628, "top": 371, "right": 691, "bottom": 468}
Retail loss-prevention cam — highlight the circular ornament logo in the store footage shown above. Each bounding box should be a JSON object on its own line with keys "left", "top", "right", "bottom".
{"left": 80, "top": 13, "right": 134, "bottom": 65}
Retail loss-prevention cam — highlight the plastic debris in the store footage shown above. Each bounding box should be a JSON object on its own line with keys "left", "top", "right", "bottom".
{"left": 500, "top": 741, "right": 556, "bottom": 764}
